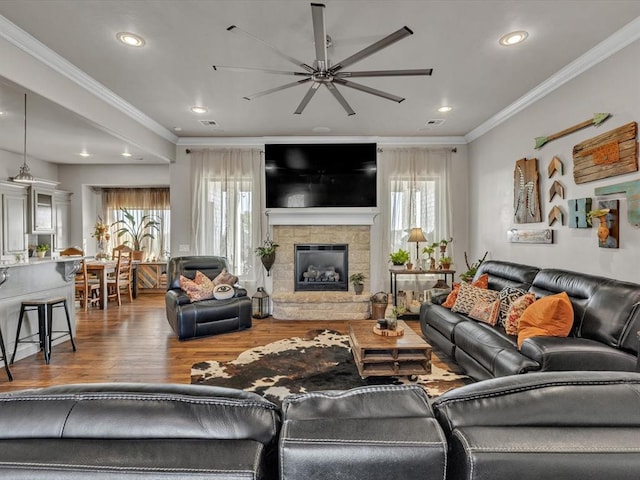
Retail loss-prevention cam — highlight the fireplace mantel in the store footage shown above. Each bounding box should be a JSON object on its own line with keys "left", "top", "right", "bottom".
{"left": 267, "top": 207, "right": 379, "bottom": 225}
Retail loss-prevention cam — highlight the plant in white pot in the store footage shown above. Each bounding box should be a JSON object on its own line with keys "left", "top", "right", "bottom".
{"left": 389, "top": 249, "right": 410, "bottom": 270}
{"left": 35, "top": 243, "right": 49, "bottom": 259}
{"left": 111, "top": 208, "right": 160, "bottom": 261}
{"left": 349, "top": 272, "right": 366, "bottom": 295}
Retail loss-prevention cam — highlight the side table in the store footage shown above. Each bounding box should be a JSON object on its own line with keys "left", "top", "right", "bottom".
{"left": 389, "top": 268, "right": 455, "bottom": 311}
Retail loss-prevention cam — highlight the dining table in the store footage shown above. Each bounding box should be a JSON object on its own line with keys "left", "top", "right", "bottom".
{"left": 85, "top": 260, "right": 138, "bottom": 310}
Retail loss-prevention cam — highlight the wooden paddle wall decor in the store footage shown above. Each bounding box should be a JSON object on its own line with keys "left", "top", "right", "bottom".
{"left": 573, "top": 121, "right": 638, "bottom": 184}
{"left": 514, "top": 157, "right": 541, "bottom": 224}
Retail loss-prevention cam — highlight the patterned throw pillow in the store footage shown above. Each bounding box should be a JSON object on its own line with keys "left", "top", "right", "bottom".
{"left": 504, "top": 293, "right": 536, "bottom": 335}
{"left": 441, "top": 273, "right": 489, "bottom": 309}
{"left": 179, "top": 270, "right": 215, "bottom": 302}
{"left": 213, "top": 268, "right": 239, "bottom": 286}
{"left": 497, "top": 287, "right": 527, "bottom": 328}
{"left": 468, "top": 299, "right": 501, "bottom": 325}
{"left": 451, "top": 281, "right": 499, "bottom": 315}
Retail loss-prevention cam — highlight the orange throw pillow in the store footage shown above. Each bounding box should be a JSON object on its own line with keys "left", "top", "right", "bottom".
{"left": 517, "top": 292, "right": 574, "bottom": 348}
{"left": 441, "top": 273, "right": 489, "bottom": 309}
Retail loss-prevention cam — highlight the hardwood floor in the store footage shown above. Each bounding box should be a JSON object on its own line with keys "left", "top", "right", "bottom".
{"left": 0, "top": 294, "right": 424, "bottom": 393}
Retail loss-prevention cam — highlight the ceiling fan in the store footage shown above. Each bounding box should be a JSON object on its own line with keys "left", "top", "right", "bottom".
{"left": 213, "top": 2, "right": 433, "bottom": 116}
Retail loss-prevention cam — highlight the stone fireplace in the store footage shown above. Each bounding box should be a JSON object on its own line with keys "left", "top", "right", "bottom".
{"left": 270, "top": 224, "right": 371, "bottom": 320}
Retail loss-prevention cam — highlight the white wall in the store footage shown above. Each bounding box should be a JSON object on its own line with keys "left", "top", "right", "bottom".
{"left": 0, "top": 149, "right": 58, "bottom": 181}
{"left": 468, "top": 40, "right": 640, "bottom": 283}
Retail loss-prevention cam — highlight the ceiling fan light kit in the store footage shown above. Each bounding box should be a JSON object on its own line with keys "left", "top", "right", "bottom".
{"left": 214, "top": 2, "right": 433, "bottom": 115}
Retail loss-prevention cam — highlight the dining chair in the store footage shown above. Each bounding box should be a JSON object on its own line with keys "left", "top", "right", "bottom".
{"left": 75, "top": 259, "right": 101, "bottom": 312}
{"left": 107, "top": 250, "right": 133, "bottom": 305}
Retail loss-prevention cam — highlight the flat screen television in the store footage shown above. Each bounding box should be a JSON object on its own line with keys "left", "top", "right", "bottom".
{"left": 265, "top": 143, "right": 377, "bottom": 208}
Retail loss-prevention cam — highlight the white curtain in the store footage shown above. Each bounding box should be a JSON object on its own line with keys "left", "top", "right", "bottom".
{"left": 190, "top": 148, "right": 262, "bottom": 291}
{"left": 371, "top": 147, "right": 452, "bottom": 293}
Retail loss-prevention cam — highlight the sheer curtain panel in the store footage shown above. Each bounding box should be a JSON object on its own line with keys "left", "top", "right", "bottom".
{"left": 190, "top": 148, "right": 262, "bottom": 289}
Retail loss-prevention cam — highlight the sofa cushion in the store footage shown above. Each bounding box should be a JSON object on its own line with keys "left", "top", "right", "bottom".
{"left": 213, "top": 268, "right": 239, "bottom": 286}
{"left": 496, "top": 286, "right": 527, "bottom": 327}
{"left": 517, "top": 292, "right": 574, "bottom": 348}
{"left": 179, "top": 270, "right": 215, "bottom": 301}
{"left": 442, "top": 273, "right": 489, "bottom": 308}
{"left": 468, "top": 299, "right": 500, "bottom": 325}
{"left": 504, "top": 293, "right": 536, "bottom": 335}
{"left": 475, "top": 260, "right": 540, "bottom": 291}
{"left": 451, "top": 282, "right": 499, "bottom": 315}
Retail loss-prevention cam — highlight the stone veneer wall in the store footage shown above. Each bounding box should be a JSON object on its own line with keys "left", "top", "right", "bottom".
{"left": 271, "top": 225, "right": 371, "bottom": 320}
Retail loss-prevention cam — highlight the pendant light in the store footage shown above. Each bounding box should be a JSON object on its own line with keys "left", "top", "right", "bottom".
{"left": 13, "top": 93, "right": 36, "bottom": 184}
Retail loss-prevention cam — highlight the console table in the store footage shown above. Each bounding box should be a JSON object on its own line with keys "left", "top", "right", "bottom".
{"left": 389, "top": 268, "right": 456, "bottom": 313}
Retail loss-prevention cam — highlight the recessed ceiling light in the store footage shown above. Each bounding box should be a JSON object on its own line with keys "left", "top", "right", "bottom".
{"left": 116, "top": 32, "right": 145, "bottom": 47}
{"left": 437, "top": 106, "right": 453, "bottom": 113}
{"left": 121, "top": 152, "right": 132, "bottom": 157}
{"left": 499, "top": 30, "right": 528, "bottom": 46}
{"left": 78, "top": 151, "right": 91, "bottom": 157}
{"left": 174, "top": 127, "right": 183, "bottom": 132}
{"left": 312, "top": 126, "right": 331, "bottom": 133}
{"left": 191, "top": 106, "right": 208, "bottom": 114}
{"left": 0, "top": 111, "right": 4, "bottom": 116}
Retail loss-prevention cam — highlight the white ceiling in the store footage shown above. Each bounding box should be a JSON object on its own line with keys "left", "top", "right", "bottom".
{"left": 1, "top": 0, "right": 640, "bottom": 165}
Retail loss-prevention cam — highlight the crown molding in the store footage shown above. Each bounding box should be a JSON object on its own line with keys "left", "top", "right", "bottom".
{"left": 465, "top": 15, "right": 640, "bottom": 143}
{"left": 177, "top": 135, "right": 467, "bottom": 147}
{"left": 0, "top": 15, "right": 178, "bottom": 144}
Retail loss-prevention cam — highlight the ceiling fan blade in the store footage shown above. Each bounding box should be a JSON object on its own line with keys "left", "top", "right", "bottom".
{"left": 311, "top": 3, "right": 328, "bottom": 72}
{"left": 227, "top": 25, "right": 314, "bottom": 73}
{"left": 243, "top": 78, "right": 312, "bottom": 101}
{"left": 333, "top": 78, "right": 404, "bottom": 103}
{"left": 325, "top": 83, "right": 356, "bottom": 116}
{"left": 294, "top": 82, "right": 321, "bottom": 114}
{"left": 213, "top": 65, "right": 310, "bottom": 76}
{"left": 335, "top": 68, "right": 433, "bottom": 78}
{"left": 331, "top": 26, "right": 414, "bottom": 73}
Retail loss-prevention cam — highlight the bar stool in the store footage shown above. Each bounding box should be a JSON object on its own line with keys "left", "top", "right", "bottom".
{"left": 0, "top": 324, "right": 12, "bottom": 381}
{"left": 11, "top": 297, "right": 76, "bottom": 365}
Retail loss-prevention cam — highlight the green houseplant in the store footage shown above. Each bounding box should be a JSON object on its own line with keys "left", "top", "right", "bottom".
{"left": 389, "top": 249, "right": 410, "bottom": 268}
{"left": 349, "top": 272, "right": 366, "bottom": 295}
{"left": 255, "top": 238, "right": 279, "bottom": 276}
{"left": 439, "top": 256, "right": 453, "bottom": 269}
{"left": 35, "top": 243, "right": 49, "bottom": 258}
{"left": 459, "top": 251, "right": 488, "bottom": 283}
{"left": 111, "top": 207, "right": 160, "bottom": 260}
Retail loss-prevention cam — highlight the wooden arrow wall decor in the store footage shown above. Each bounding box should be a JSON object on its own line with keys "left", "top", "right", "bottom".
{"left": 548, "top": 205, "right": 564, "bottom": 226}
{"left": 549, "top": 180, "right": 565, "bottom": 201}
{"left": 535, "top": 113, "right": 610, "bottom": 150}
{"left": 547, "top": 156, "right": 563, "bottom": 178}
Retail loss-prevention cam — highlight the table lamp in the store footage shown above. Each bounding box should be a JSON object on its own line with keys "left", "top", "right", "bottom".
{"left": 407, "top": 228, "right": 427, "bottom": 266}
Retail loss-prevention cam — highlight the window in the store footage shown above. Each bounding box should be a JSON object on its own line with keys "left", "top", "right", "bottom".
{"left": 389, "top": 177, "right": 438, "bottom": 252}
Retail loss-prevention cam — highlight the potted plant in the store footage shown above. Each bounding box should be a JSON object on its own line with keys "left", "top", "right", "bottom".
{"left": 439, "top": 237, "right": 453, "bottom": 253}
{"left": 459, "top": 251, "right": 488, "bottom": 283}
{"left": 422, "top": 242, "right": 438, "bottom": 270}
{"left": 255, "top": 238, "right": 279, "bottom": 276}
{"left": 439, "top": 256, "right": 453, "bottom": 270}
{"left": 389, "top": 249, "right": 410, "bottom": 270}
{"left": 111, "top": 208, "right": 160, "bottom": 261}
{"left": 35, "top": 243, "right": 49, "bottom": 259}
{"left": 349, "top": 272, "right": 366, "bottom": 295}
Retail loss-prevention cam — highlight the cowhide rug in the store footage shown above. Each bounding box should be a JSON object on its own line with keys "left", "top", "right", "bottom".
{"left": 191, "top": 329, "right": 470, "bottom": 405}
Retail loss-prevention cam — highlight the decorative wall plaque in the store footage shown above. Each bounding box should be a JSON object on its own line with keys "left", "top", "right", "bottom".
{"left": 507, "top": 229, "right": 553, "bottom": 244}
{"left": 514, "top": 157, "right": 541, "bottom": 224}
{"left": 568, "top": 198, "right": 592, "bottom": 228}
{"left": 595, "top": 180, "right": 640, "bottom": 227}
{"left": 573, "top": 121, "right": 638, "bottom": 184}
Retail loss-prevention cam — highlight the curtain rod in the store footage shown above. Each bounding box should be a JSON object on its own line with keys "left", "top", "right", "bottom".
{"left": 187, "top": 147, "right": 457, "bottom": 154}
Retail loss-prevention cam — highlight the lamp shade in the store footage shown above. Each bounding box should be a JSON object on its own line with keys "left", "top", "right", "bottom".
{"left": 407, "top": 228, "right": 427, "bottom": 243}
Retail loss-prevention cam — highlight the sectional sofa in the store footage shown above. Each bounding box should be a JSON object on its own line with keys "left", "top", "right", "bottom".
{"left": 420, "top": 260, "right": 640, "bottom": 380}
{"left": 1, "top": 373, "right": 639, "bottom": 479}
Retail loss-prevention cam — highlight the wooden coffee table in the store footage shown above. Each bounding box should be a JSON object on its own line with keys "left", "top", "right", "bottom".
{"left": 348, "top": 320, "right": 432, "bottom": 378}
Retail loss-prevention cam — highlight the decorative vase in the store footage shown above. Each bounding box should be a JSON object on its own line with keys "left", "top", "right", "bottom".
{"left": 595, "top": 215, "right": 610, "bottom": 244}
{"left": 95, "top": 238, "right": 108, "bottom": 260}
{"left": 354, "top": 284, "right": 364, "bottom": 295}
{"left": 261, "top": 253, "right": 276, "bottom": 276}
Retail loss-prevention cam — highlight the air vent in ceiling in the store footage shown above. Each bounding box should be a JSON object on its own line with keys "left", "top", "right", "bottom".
{"left": 424, "top": 119, "right": 445, "bottom": 127}
{"left": 200, "top": 120, "right": 218, "bottom": 126}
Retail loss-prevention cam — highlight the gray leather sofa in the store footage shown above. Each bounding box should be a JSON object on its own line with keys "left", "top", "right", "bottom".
{"left": 420, "top": 260, "right": 640, "bottom": 380}
{"left": 165, "top": 256, "right": 252, "bottom": 340}
{"left": 1, "top": 374, "right": 639, "bottom": 480}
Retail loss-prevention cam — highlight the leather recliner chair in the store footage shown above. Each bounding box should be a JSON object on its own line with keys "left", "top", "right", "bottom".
{"left": 165, "top": 256, "right": 252, "bottom": 340}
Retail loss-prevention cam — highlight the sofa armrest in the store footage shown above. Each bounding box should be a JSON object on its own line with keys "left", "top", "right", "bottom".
{"left": 166, "top": 288, "right": 191, "bottom": 306}
{"left": 520, "top": 336, "right": 637, "bottom": 372}
{"left": 234, "top": 285, "right": 248, "bottom": 297}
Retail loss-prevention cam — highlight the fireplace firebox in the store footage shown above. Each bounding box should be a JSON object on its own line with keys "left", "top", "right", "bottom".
{"left": 295, "top": 244, "right": 348, "bottom": 291}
